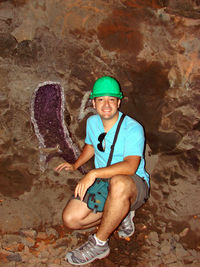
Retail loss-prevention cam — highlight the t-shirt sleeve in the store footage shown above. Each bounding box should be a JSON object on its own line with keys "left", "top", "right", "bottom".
{"left": 123, "top": 122, "right": 145, "bottom": 157}
{"left": 85, "top": 118, "right": 93, "bottom": 145}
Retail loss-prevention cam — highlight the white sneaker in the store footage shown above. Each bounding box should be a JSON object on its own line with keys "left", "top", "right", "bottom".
{"left": 66, "top": 234, "right": 110, "bottom": 265}
{"left": 118, "top": 210, "right": 135, "bottom": 238}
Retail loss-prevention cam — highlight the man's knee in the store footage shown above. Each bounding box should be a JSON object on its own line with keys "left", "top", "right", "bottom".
{"left": 109, "top": 175, "right": 137, "bottom": 197}
{"left": 62, "top": 199, "right": 92, "bottom": 230}
{"left": 62, "top": 201, "right": 85, "bottom": 230}
{"left": 62, "top": 209, "right": 78, "bottom": 230}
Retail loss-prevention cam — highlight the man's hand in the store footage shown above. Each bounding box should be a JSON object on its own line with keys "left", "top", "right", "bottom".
{"left": 55, "top": 162, "right": 76, "bottom": 173}
{"left": 75, "top": 170, "right": 96, "bottom": 201}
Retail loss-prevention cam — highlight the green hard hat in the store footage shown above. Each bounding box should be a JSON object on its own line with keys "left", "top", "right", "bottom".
{"left": 89, "top": 76, "right": 123, "bottom": 99}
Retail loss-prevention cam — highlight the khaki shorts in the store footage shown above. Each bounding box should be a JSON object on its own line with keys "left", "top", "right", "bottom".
{"left": 130, "top": 174, "right": 150, "bottom": 210}
{"left": 72, "top": 174, "right": 150, "bottom": 211}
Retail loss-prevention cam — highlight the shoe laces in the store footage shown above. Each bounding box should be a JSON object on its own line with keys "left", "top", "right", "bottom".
{"left": 120, "top": 213, "right": 131, "bottom": 229}
{"left": 73, "top": 236, "right": 97, "bottom": 259}
{"left": 120, "top": 211, "right": 135, "bottom": 231}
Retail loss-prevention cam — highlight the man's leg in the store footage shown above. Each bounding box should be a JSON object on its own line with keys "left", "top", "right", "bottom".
{"left": 118, "top": 174, "right": 149, "bottom": 238}
{"left": 63, "top": 199, "right": 103, "bottom": 230}
{"left": 96, "top": 174, "right": 137, "bottom": 241}
{"left": 65, "top": 174, "right": 137, "bottom": 265}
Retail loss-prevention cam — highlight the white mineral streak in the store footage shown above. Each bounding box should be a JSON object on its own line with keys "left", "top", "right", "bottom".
{"left": 30, "top": 81, "right": 47, "bottom": 172}
{"left": 78, "top": 91, "right": 96, "bottom": 121}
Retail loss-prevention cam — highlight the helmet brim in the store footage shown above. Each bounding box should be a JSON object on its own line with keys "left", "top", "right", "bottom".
{"left": 89, "top": 92, "right": 123, "bottom": 99}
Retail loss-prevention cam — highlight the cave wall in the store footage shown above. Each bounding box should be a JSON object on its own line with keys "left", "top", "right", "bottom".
{"left": 0, "top": 0, "right": 199, "bottom": 233}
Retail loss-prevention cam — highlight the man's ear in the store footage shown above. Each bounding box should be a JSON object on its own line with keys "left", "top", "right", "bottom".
{"left": 117, "top": 99, "right": 121, "bottom": 108}
{"left": 92, "top": 99, "right": 96, "bottom": 108}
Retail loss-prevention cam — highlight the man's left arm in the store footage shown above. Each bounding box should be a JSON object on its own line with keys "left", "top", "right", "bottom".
{"left": 92, "top": 155, "right": 141, "bottom": 178}
{"left": 75, "top": 156, "right": 140, "bottom": 200}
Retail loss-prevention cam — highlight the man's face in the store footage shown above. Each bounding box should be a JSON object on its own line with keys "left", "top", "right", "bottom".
{"left": 92, "top": 96, "right": 121, "bottom": 121}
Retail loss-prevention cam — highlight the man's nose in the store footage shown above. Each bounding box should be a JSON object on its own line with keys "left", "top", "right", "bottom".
{"left": 104, "top": 99, "right": 110, "bottom": 106}
{"left": 104, "top": 101, "right": 110, "bottom": 107}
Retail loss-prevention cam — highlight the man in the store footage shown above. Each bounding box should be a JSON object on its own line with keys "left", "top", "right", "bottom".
{"left": 55, "top": 76, "right": 150, "bottom": 265}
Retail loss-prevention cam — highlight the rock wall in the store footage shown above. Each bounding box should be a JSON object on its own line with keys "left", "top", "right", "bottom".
{"left": 0, "top": 0, "right": 199, "bottom": 240}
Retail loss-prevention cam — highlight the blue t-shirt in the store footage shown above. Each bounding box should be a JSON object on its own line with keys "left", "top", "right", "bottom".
{"left": 85, "top": 111, "right": 150, "bottom": 186}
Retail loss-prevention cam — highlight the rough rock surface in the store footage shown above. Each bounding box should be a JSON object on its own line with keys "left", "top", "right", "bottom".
{"left": 0, "top": 0, "right": 199, "bottom": 266}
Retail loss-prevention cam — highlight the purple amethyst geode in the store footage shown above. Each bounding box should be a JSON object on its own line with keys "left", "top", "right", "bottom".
{"left": 31, "top": 81, "right": 85, "bottom": 173}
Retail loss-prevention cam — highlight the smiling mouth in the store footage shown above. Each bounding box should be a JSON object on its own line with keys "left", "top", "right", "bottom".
{"left": 102, "top": 109, "right": 111, "bottom": 112}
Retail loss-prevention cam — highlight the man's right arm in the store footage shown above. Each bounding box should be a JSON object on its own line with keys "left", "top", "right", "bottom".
{"left": 55, "top": 144, "right": 94, "bottom": 173}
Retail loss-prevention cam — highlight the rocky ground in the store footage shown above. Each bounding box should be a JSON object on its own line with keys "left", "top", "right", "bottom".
{"left": 0, "top": 199, "right": 200, "bottom": 267}
{"left": 0, "top": 155, "right": 199, "bottom": 267}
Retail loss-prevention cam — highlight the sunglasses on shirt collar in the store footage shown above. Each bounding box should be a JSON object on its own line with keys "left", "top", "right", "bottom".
{"left": 97, "top": 132, "right": 107, "bottom": 152}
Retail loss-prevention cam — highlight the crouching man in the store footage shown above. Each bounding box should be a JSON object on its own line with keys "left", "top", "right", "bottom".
{"left": 55, "top": 76, "right": 150, "bottom": 265}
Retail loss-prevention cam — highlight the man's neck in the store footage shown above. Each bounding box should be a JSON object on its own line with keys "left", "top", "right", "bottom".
{"left": 101, "top": 112, "right": 119, "bottom": 133}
